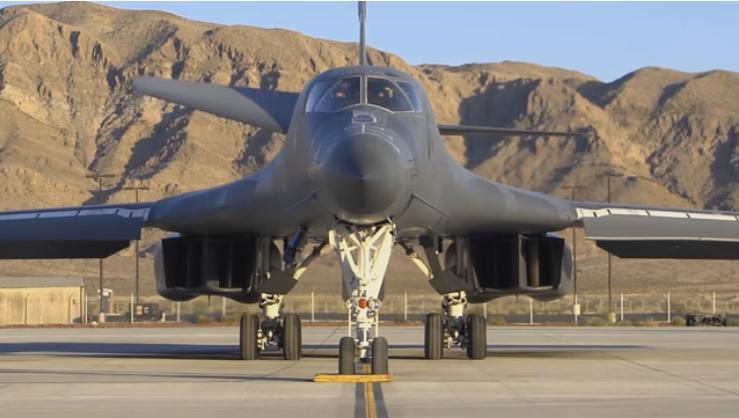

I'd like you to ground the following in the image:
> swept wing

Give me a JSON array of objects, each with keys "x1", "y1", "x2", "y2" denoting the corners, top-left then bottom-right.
[
  {"x1": 574, "y1": 202, "x2": 739, "y2": 259},
  {"x1": 0, "y1": 204, "x2": 151, "y2": 259},
  {"x1": 439, "y1": 124, "x2": 582, "y2": 137},
  {"x1": 132, "y1": 77, "x2": 298, "y2": 133}
]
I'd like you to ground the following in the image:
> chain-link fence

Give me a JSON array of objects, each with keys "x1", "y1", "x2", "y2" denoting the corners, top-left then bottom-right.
[{"x1": 91, "y1": 291, "x2": 739, "y2": 325}]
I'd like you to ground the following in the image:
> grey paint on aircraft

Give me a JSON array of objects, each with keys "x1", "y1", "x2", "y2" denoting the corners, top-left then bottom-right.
[
  {"x1": 0, "y1": 6, "x2": 738, "y2": 262},
  {"x1": 134, "y1": 66, "x2": 577, "y2": 241}
]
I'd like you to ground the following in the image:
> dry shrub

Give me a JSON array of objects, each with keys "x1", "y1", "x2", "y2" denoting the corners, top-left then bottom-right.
[
  {"x1": 582, "y1": 316, "x2": 609, "y2": 326},
  {"x1": 638, "y1": 318, "x2": 660, "y2": 327},
  {"x1": 671, "y1": 316, "x2": 686, "y2": 326}
]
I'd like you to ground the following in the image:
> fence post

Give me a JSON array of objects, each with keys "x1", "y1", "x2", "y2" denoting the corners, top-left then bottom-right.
[
  {"x1": 24, "y1": 294, "x2": 29, "y2": 325},
  {"x1": 79, "y1": 287, "x2": 84, "y2": 324},
  {"x1": 620, "y1": 293, "x2": 624, "y2": 323},
  {"x1": 403, "y1": 292, "x2": 408, "y2": 321},
  {"x1": 221, "y1": 296, "x2": 227, "y2": 319},
  {"x1": 67, "y1": 295, "x2": 73, "y2": 324},
  {"x1": 311, "y1": 291, "x2": 315, "y2": 322},
  {"x1": 667, "y1": 292, "x2": 671, "y2": 323},
  {"x1": 529, "y1": 298, "x2": 534, "y2": 325},
  {"x1": 712, "y1": 292, "x2": 716, "y2": 315},
  {"x1": 176, "y1": 302, "x2": 181, "y2": 323},
  {"x1": 483, "y1": 302, "x2": 487, "y2": 319}
]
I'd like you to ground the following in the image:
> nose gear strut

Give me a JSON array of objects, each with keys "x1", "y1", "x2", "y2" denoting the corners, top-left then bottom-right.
[{"x1": 329, "y1": 221, "x2": 395, "y2": 374}]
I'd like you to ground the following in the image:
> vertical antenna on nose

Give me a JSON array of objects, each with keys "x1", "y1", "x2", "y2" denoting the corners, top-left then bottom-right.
[{"x1": 358, "y1": 1, "x2": 367, "y2": 66}]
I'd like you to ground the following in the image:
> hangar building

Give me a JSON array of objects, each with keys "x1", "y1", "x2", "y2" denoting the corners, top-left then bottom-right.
[{"x1": 0, "y1": 277, "x2": 86, "y2": 325}]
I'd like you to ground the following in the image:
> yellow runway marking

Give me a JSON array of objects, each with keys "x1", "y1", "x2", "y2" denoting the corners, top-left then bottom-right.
[
  {"x1": 313, "y1": 364, "x2": 389, "y2": 417},
  {"x1": 312, "y1": 373, "x2": 392, "y2": 383},
  {"x1": 313, "y1": 362, "x2": 392, "y2": 383}
]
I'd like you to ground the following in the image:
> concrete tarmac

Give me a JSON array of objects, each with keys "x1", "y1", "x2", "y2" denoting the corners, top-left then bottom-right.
[{"x1": 1, "y1": 325, "x2": 738, "y2": 417}]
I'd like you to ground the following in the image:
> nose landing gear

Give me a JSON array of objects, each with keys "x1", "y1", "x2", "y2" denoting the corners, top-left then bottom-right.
[{"x1": 330, "y1": 221, "x2": 394, "y2": 375}]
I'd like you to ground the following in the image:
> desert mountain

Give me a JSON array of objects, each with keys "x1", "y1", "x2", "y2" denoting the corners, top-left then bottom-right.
[{"x1": 1, "y1": 2, "x2": 739, "y2": 298}]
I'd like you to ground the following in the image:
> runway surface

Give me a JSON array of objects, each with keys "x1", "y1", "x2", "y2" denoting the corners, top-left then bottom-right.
[{"x1": 1, "y1": 325, "x2": 738, "y2": 417}]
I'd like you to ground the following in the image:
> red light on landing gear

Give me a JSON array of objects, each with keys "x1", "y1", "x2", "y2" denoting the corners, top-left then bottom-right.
[{"x1": 358, "y1": 298, "x2": 368, "y2": 309}]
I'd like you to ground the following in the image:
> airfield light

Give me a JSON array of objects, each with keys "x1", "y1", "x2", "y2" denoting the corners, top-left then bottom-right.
[
  {"x1": 122, "y1": 182, "x2": 150, "y2": 305},
  {"x1": 605, "y1": 172, "x2": 624, "y2": 324},
  {"x1": 561, "y1": 185, "x2": 583, "y2": 325},
  {"x1": 86, "y1": 173, "x2": 117, "y2": 322}
]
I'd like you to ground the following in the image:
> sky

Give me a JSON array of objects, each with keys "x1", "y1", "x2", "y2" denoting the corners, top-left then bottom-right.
[{"x1": 2, "y1": 1, "x2": 739, "y2": 81}]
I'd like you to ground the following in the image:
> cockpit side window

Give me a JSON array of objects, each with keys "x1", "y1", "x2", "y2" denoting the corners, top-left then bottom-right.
[
  {"x1": 307, "y1": 77, "x2": 361, "y2": 112},
  {"x1": 367, "y1": 77, "x2": 414, "y2": 112},
  {"x1": 396, "y1": 81, "x2": 422, "y2": 111}
]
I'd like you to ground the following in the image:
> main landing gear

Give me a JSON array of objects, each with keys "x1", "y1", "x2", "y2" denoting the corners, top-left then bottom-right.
[
  {"x1": 399, "y1": 241, "x2": 488, "y2": 360},
  {"x1": 330, "y1": 222, "x2": 394, "y2": 375},
  {"x1": 239, "y1": 293, "x2": 302, "y2": 360},
  {"x1": 424, "y1": 291, "x2": 487, "y2": 360}
]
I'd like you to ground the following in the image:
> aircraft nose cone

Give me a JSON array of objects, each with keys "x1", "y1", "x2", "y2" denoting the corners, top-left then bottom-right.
[{"x1": 320, "y1": 133, "x2": 407, "y2": 221}]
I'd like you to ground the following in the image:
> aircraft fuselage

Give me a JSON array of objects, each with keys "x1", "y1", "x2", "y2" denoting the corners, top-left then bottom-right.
[{"x1": 148, "y1": 66, "x2": 576, "y2": 239}]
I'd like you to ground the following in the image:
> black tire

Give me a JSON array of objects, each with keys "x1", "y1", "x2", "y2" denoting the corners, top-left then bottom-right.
[
  {"x1": 424, "y1": 313, "x2": 443, "y2": 360},
  {"x1": 283, "y1": 314, "x2": 302, "y2": 360},
  {"x1": 466, "y1": 313, "x2": 486, "y2": 360},
  {"x1": 240, "y1": 313, "x2": 260, "y2": 360},
  {"x1": 371, "y1": 337, "x2": 389, "y2": 375},
  {"x1": 338, "y1": 336, "x2": 356, "y2": 375}
]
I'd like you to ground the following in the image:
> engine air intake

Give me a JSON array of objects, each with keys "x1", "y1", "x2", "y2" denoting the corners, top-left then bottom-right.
[{"x1": 445, "y1": 234, "x2": 572, "y2": 303}]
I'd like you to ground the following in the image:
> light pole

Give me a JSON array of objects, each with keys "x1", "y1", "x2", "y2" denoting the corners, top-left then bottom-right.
[
  {"x1": 122, "y1": 182, "x2": 149, "y2": 305},
  {"x1": 605, "y1": 171, "x2": 623, "y2": 324},
  {"x1": 562, "y1": 185, "x2": 583, "y2": 324},
  {"x1": 86, "y1": 173, "x2": 116, "y2": 322}
]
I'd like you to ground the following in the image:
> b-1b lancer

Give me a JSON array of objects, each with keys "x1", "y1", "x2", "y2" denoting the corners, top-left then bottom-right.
[{"x1": 4, "y1": 3, "x2": 739, "y2": 374}]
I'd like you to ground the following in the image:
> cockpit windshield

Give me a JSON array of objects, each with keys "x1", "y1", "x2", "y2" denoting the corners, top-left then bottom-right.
[
  {"x1": 307, "y1": 77, "x2": 361, "y2": 112},
  {"x1": 306, "y1": 75, "x2": 422, "y2": 113},
  {"x1": 367, "y1": 77, "x2": 414, "y2": 112}
]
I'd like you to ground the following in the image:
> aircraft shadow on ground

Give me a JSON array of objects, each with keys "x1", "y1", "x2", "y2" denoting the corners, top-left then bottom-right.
[
  {"x1": 0, "y1": 342, "x2": 343, "y2": 360},
  {"x1": 0, "y1": 367, "x2": 314, "y2": 383},
  {"x1": 0, "y1": 342, "x2": 648, "y2": 361},
  {"x1": 389, "y1": 343, "x2": 648, "y2": 360},
  {"x1": 0, "y1": 342, "x2": 238, "y2": 360}
]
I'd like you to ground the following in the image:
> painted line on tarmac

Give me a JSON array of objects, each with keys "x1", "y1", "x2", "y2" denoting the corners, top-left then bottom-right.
[
  {"x1": 373, "y1": 380, "x2": 389, "y2": 418},
  {"x1": 354, "y1": 383, "x2": 364, "y2": 418},
  {"x1": 355, "y1": 363, "x2": 387, "y2": 418},
  {"x1": 364, "y1": 377, "x2": 376, "y2": 418}
]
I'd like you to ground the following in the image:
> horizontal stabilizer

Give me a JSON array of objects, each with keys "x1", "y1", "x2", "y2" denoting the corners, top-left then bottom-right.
[
  {"x1": 577, "y1": 205, "x2": 739, "y2": 259},
  {"x1": 133, "y1": 77, "x2": 298, "y2": 133},
  {"x1": 0, "y1": 205, "x2": 149, "y2": 259},
  {"x1": 439, "y1": 124, "x2": 582, "y2": 137}
]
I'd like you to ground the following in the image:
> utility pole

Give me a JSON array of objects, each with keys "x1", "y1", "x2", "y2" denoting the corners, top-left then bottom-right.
[
  {"x1": 86, "y1": 173, "x2": 116, "y2": 323},
  {"x1": 561, "y1": 185, "x2": 583, "y2": 324},
  {"x1": 605, "y1": 172, "x2": 623, "y2": 324},
  {"x1": 122, "y1": 182, "x2": 149, "y2": 304}
]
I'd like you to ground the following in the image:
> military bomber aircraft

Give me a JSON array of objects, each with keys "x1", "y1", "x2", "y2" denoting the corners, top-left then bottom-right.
[{"x1": 3, "y1": 3, "x2": 739, "y2": 374}]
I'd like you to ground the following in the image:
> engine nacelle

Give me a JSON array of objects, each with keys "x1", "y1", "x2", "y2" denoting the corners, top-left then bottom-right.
[
  {"x1": 154, "y1": 234, "x2": 281, "y2": 303},
  {"x1": 444, "y1": 234, "x2": 572, "y2": 303}
]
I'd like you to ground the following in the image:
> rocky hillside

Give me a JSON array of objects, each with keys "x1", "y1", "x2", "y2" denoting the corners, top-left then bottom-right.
[{"x1": 1, "y1": 2, "x2": 738, "y2": 297}]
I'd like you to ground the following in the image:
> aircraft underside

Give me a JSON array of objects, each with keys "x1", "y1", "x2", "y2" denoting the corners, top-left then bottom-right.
[{"x1": 153, "y1": 216, "x2": 573, "y2": 373}]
